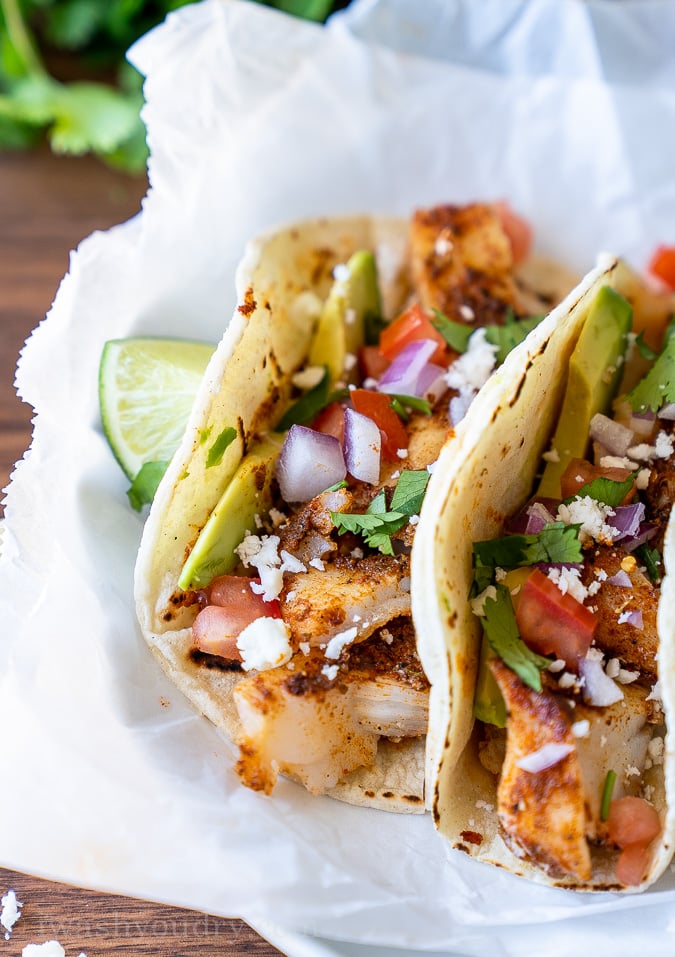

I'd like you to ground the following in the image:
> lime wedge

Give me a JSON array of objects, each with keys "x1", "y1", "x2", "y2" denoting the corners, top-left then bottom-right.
[{"x1": 99, "y1": 337, "x2": 215, "y2": 480}]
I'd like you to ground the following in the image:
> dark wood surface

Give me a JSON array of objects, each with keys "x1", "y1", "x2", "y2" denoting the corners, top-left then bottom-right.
[{"x1": 0, "y1": 148, "x2": 284, "y2": 955}]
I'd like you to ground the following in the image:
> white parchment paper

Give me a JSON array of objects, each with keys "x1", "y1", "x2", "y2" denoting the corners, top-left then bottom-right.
[{"x1": 3, "y1": 0, "x2": 675, "y2": 952}]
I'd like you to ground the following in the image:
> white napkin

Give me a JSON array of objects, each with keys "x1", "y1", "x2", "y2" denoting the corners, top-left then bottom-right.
[{"x1": 3, "y1": 0, "x2": 675, "y2": 952}]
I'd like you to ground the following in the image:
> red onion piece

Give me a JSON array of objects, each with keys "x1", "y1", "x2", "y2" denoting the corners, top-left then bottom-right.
[
  {"x1": 516, "y1": 742, "x2": 574, "y2": 773},
  {"x1": 658, "y1": 403, "x2": 675, "y2": 421},
  {"x1": 608, "y1": 503, "x2": 646, "y2": 542},
  {"x1": 276, "y1": 424, "x2": 346, "y2": 503},
  {"x1": 377, "y1": 339, "x2": 438, "y2": 397},
  {"x1": 607, "y1": 569, "x2": 632, "y2": 587},
  {"x1": 506, "y1": 497, "x2": 559, "y2": 533},
  {"x1": 417, "y1": 362, "x2": 448, "y2": 403},
  {"x1": 621, "y1": 608, "x2": 644, "y2": 630},
  {"x1": 589, "y1": 413, "x2": 635, "y2": 457},
  {"x1": 579, "y1": 651, "x2": 624, "y2": 706},
  {"x1": 343, "y1": 408, "x2": 381, "y2": 484}
]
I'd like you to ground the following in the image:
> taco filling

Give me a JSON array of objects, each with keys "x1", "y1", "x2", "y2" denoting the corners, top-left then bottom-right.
[
  {"x1": 414, "y1": 258, "x2": 675, "y2": 887},
  {"x1": 136, "y1": 202, "x2": 575, "y2": 807}
]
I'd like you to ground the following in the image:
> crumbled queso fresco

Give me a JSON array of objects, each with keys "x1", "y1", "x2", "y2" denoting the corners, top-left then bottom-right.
[
  {"x1": 236, "y1": 617, "x2": 293, "y2": 671},
  {"x1": 1, "y1": 889, "x2": 21, "y2": 939}
]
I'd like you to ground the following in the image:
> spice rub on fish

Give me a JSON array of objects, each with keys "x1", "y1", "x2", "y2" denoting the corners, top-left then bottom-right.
[{"x1": 165, "y1": 202, "x2": 573, "y2": 804}]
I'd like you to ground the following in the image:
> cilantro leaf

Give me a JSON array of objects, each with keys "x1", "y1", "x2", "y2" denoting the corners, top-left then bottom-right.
[
  {"x1": 387, "y1": 394, "x2": 432, "y2": 417},
  {"x1": 390, "y1": 469, "x2": 430, "y2": 516},
  {"x1": 274, "y1": 367, "x2": 348, "y2": 432},
  {"x1": 484, "y1": 313, "x2": 544, "y2": 364},
  {"x1": 127, "y1": 460, "x2": 168, "y2": 512},
  {"x1": 205, "y1": 427, "x2": 237, "y2": 468},
  {"x1": 473, "y1": 522, "x2": 583, "y2": 570},
  {"x1": 330, "y1": 470, "x2": 429, "y2": 554},
  {"x1": 568, "y1": 474, "x2": 635, "y2": 508},
  {"x1": 635, "y1": 543, "x2": 663, "y2": 585},
  {"x1": 431, "y1": 310, "x2": 474, "y2": 353},
  {"x1": 481, "y1": 585, "x2": 550, "y2": 692},
  {"x1": 628, "y1": 333, "x2": 675, "y2": 413},
  {"x1": 634, "y1": 332, "x2": 659, "y2": 362}
]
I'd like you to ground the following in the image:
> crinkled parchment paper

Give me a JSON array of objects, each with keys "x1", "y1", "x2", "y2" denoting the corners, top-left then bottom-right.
[{"x1": 3, "y1": 0, "x2": 675, "y2": 952}]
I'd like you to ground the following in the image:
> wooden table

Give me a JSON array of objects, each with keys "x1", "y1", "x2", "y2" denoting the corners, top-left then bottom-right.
[{"x1": 0, "y1": 147, "x2": 283, "y2": 956}]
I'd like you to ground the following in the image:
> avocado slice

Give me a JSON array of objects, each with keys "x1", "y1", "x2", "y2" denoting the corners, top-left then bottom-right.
[
  {"x1": 309, "y1": 250, "x2": 382, "y2": 384},
  {"x1": 177, "y1": 433, "x2": 284, "y2": 590},
  {"x1": 537, "y1": 285, "x2": 633, "y2": 498}
]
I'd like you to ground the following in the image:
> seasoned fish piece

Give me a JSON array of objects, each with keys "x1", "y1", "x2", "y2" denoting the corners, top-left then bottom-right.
[
  {"x1": 490, "y1": 659, "x2": 591, "y2": 882},
  {"x1": 280, "y1": 552, "x2": 411, "y2": 647},
  {"x1": 409, "y1": 203, "x2": 520, "y2": 324},
  {"x1": 581, "y1": 546, "x2": 659, "y2": 680},
  {"x1": 234, "y1": 622, "x2": 428, "y2": 794},
  {"x1": 276, "y1": 485, "x2": 354, "y2": 562}
]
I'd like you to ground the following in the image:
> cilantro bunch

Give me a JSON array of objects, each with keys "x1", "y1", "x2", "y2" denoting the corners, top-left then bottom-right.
[{"x1": 0, "y1": 0, "x2": 341, "y2": 172}]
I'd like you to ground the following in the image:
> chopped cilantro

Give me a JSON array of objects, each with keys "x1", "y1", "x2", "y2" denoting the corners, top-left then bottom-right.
[
  {"x1": 127, "y1": 460, "x2": 168, "y2": 512},
  {"x1": 330, "y1": 469, "x2": 429, "y2": 555},
  {"x1": 628, "y1": 332, "x2": 675, "y2": 413},
  {"x1": 567, "y1": 474, "x2": 635, "y2": 508},
  {"x1": 484, "y1": 312, "x2": 544, "y2": 364},
  {"x1": 205, "y1": 427, "x2": 237, "y2": 468},
  {"x1": 324, "y1": 479, "x2": 349, "y2": 493},
  {"x1": 480, "y1": 585, "x2": 550, "y2": 692},
  {"x1": 473, "y1": 522, "x2": 583, "y2": 571},
  {"x1": 431, "y1": 310, "x2": 474, "y2": 353},
  {"x1": 636, "y1": 543, "x2": 663, "y2": 585},
  {"x1": 388, "y1": 394, "x2": 432, "y2": 417},
  {"x1": 600, "y1": 769, "x2": 617, "y2": 822},
  {"x1": 634, "y1": 332, "x2": 659, "y2": 362},
  {"x1": 431, "y1": 307, "x2": 544, "y2": 363},
  {"x1": 274, "y1": 367, "x2": 348, "y2": 432}
]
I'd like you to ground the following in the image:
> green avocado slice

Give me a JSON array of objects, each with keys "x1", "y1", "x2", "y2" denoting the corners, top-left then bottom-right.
[
  {"x1": 537, "y1": 285, "x2": 633, "y2": 498},
  {"x1": 177, "y1": 433, "x2": 284, "y2": 590},
  {"x1": 308, "y1": 250, "x2": 382, "y2": 384}
]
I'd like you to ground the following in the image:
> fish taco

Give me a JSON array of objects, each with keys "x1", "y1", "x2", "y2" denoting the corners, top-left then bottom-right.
[
  {"x1": 412, "y1": 255, "x2": 675, "y2": 884},
  {"x1": 134, "y1": 203, "x2": 574, "y2": 810}
]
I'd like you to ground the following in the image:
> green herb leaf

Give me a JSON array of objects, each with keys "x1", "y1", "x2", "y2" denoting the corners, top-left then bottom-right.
[
  {"x1": 431, "y1": 310, "x2": 474, "y2": 353},
  {"x1": 473, "y1": 522, "x2": 583, "y2": 571},
  {"x1": 274, "y1": 367, "x2": 348, "y2": 432},
  {"x1": 636, "y1": 543, "x2": 663, "y2": 585},
  {"x1": 568, "y1": 474, "x2": 636, "y2": 508},
  {"x1": 628, "y1": 333, "x2": 675, "y2": 413},
  {"x1": 390, "y1": 469, "x2": 430, "y2": 516},
  {"x1": 388, "y1": 394, "x2": 433, "y2": 416},
  {"x1": 389, "y1": 397, "x2": 410, "y2": 422},
  {"x1": 484, "y1": 313, "x2": 544, "y2": 364},
  {"x1": 600, "y1": 769, "x2": 617, "y2": 822},
  {"x1": 127, "y1": 460, "x2": 168, "y2": 512},
  {"x1": 330, "y1": 470, "x2": 429, "y2": 554},
  {"x1": 481, "y1": 585, "x2": 550, "y2": 692},
  {"x1": 205, "y1": 427, "x2": 237, "y2": 468},
  {"x1": 634, "y1": 332, "x2": 659, "y2": 362}
]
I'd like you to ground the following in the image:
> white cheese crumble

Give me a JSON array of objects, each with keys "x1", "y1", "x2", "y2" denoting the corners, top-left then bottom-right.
[
  {"x1": 1, "y1": 890, "x2": 22, "y2": 939},
  {"x1": 396, "y1": 448, "x2": 408, "y2": 459},
  {"x1": 616, "y1": 668, "x2": 640, "y2": 684},
  {"x1": 434, "y1": 235, "x2": 454, "y2": 256},
  {"x1": 279, "y1": 550, "x2": 306, "y2": 574},
  {"x1": 571, "y1": 719, "x2": 591, "y2": 738},
  {"x1": 655, "y1": 430, "x2": 675, "y2": 458},
  {"x1": 556, "y1": 496, "x2": 616, "y2": 544},
  {"x1": 470, "y1": 585, "x2": 497, "y2": 617},
  {"x1": 333, "y1": 263, "x2": 350, "y2": 281},
  {"x1": 380, "y1": 628, "x2": 394, "y2": 644},
  {"x1": 325, "y1": 627, "x2": 358, "y2": 660},
  {"x1": 445, "y1": 328, "x2": 498, "y2": 392},
  {"x1": 236, "y1": 618, "x2": 293, "y2": 671},
  {"x1": 236, "y1": 533, "x2": 284, "y2": 601},
  {"x1": 542, "y1": 447, "x2": 560, "y2": 463},
  {"x1": 547, "y1": 566, "x2": 588, "y2": 604},
  {"x1": 321, "y1": 663, "x2": 339, "y2": 681},
  {"x1": 548, "y1": 658, "x2": 566, "y2": 673},
  {"x1": 605, "y1": 657, "x2": 621, "y2": 678},
  {"x1": 299, "y1": 641, "x2": 311, "y2": 655},
  {"x1": 594, "y1": 567, "x2": 608, "y2": 581},
  {"x1": 308, "y1": 557, "x2": 325, "y2": 571},
  {"x1": 459, "y1": 304, "x2": 475, "y2": 321},
  {"x1": 268, "y1": 507, "x2": 287, "y2": 528},
  {"x1": 558, "y1": 672, "x2": 582, "y2": 690},
  {"x1": 351, "y1": 547, "x2": 364, "y2": 559},
  {"x1": 22, "y1": 945, "x2": 67, "y2": 957}
]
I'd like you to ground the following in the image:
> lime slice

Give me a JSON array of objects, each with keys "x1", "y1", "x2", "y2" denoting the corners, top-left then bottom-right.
[{"x1": 99, "y1": 337, "x2": 215, "y2": 480}]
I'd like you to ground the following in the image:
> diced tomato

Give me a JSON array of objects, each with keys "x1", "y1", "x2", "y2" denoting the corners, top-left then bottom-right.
[
  {"x1": 515, "y1": 568, "x2": 596, "y2": 670},
  {"x1": 607, "y1": 796, "x2": 661, "y2": 887},
  {"x1": 560, "y1": 458, "x2": 635, "y2": 504},
  {"x1": 648, "y1": 245, "x2": 675, "y2": 291},
  {"x1": 193, "y1": 575, "x2": 281, "y2": 659},
  {"x1": 615, "y1": 843, "x2": 651, "y2": 887},
  {"x1": 492, "y1": 200, "x2": 532, "y2": 265},
  {"x1": 350, "y1": 389, "x2": 409, "y2": 461},
  {"x1": 378, "y1": 304, "x2": 449, "y2": 365},
  {"x1": 607, "y1": 796, "x2": 661, "y2": 848},
  {"x1": 312, "y1": 401, "x2": 346, "y2": 442},
  {"x1": 358, "y1": 344, "x2": 390, "y2": 381}
]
